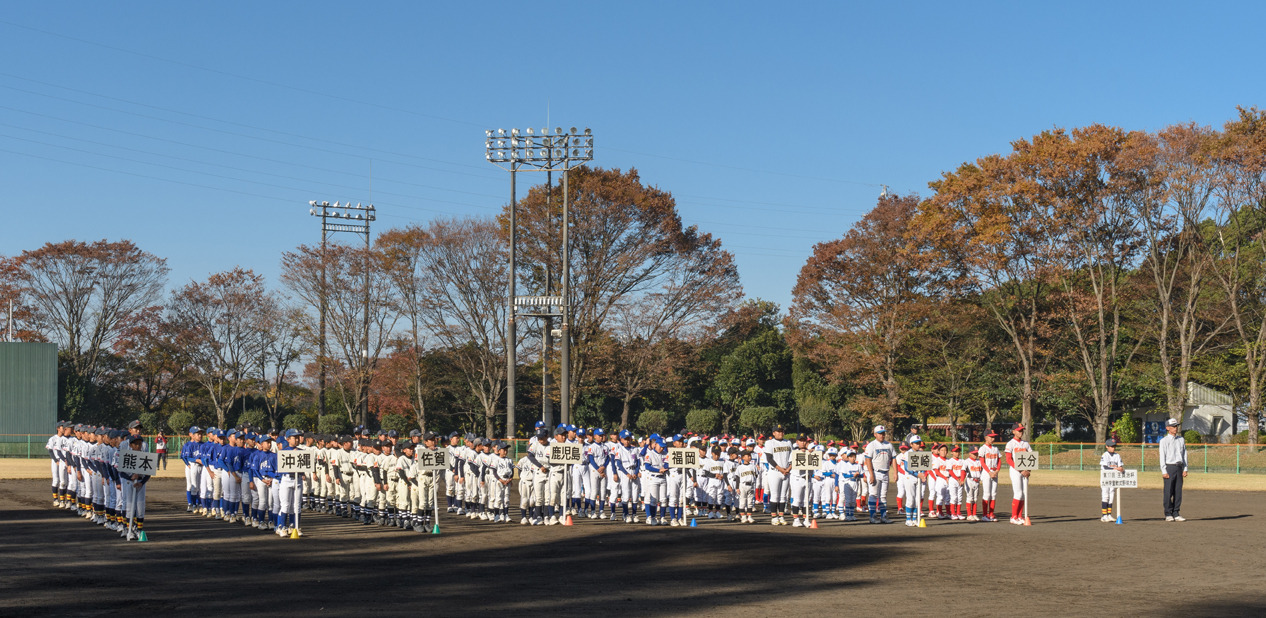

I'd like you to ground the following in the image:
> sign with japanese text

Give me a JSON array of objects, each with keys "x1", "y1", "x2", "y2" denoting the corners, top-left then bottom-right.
[
  {"x1": 667, "y1": 447, "x2": 700, "y2": 469},
  {"x1": 549, "y1": 443, "x2": 583, "y2": 465}
]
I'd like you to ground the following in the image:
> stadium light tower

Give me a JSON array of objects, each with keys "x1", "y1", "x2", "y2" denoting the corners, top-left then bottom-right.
[
  {"x1": 308, "y1": 200, "x2": 376, "y2": 428},
  {"x1": 485, "y1": 127, "x2": 594, "y2": 438}
]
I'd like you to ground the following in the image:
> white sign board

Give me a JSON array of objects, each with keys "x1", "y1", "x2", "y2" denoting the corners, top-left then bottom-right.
[
  {"x1": 277, "y1": 448, "x2": 317, "y2": 474},
  {"x1": 1011, "y1": 450, "x2": 1039, "y2": 472},
  {"x1": 116, "y1": 449, "x2": 159, "y2": 477},
  {"x1": 1100, "y1": 469, "x2": 1138, "y2": 488},
  {"x1": 667, "y1": 447, "x2": 701, "y2": 469},
  {"x1": 792, "y1": 450, "x2": 823, "y2": 471},
  {"x1": 907, "y1": 451, "x2": 935, "y2": 473},
  {"x1": 416, "y1": 449, "x2": 449, "y2": 471},
  {"x1": 549, "y1": 443, "x2": 584, "y2": 465}
]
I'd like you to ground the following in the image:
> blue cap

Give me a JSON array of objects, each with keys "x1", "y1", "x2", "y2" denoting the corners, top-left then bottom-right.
[
  {"x1": 594, "y1": 428, "x2": 605, "y2": 436},
  {"x1": 649, "y1": 433, "x2": 661, "y2": 442},
  {"x1": 672, "y1": 434, "x2": 683, "y2": 442},
  {"x1": 566, "y1": 424, "x2": 577, "y2": 432},
  {"x1": 189, "y1": 426, "x2": 201, "y2": 433},
  {"x1": 618, "y1": 429, "x2": 631, "y2": 439},
  {"x1": 652, "y1": 438, "x2": 665, "y2": 448},
  {"x1": 576, "y1": 427, "x2": 587, "y2": 436},
  {"x1": 284, "y1": 428, "x2": 299, "y2": 438},
  {"x1": 535, "y1": 420, "x2": 546, "y2": 428}
]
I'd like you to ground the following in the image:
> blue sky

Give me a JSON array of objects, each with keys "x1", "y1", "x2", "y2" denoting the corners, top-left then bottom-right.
[{"x1": 2, "y1": 2, "x2": 1263, "y2": 313}]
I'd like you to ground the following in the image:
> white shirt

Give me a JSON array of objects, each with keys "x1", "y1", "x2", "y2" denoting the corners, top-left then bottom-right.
[{"x1": 1158, "y1": 433, "x2": 1188, "y2": 472}]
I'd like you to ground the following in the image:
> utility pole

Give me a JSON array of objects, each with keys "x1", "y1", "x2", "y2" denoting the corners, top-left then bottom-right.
[
  {"x1": 308, "y1": 200, "x2": 376, "y2": 427},
  {"x1": 485, "y1": 127, "x2": 593, "y2": 437}
]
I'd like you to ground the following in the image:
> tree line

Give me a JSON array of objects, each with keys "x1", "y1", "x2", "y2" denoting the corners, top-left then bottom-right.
[{"x1": 4, "y1": 109, "x2": 1264, "y2": 444}]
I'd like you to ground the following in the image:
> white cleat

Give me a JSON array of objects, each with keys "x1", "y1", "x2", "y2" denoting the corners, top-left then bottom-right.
[
  {"x1": 624, "y1": 516, "x2": 632, "y2": 524},
  {"x1": 791, "y1": 518, "x2": 803, "y2": 527}
]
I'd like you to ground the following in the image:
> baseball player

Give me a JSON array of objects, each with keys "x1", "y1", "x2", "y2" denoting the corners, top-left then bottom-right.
[
  {"x1": 762, "y1": 425, "x2": 792, "y2": 525},
  {"x1": 585, "y1": 429, "x2": 609, "y2": 518},
  {"x1": 733, "y1": 449, "x2": 758, "y2": 523},
  {"x1": 964, "y1": 447, "x2": 982, "y2": 521},
  {"x1": 1100, "y1": 439, "x2": 1124, "y2": 521},
  {"x1": 640, "y1": 436, "x2": 668, "y2": 525},
  {"x1": 1004, "y1": 424, "x2": 1032, "y2": 525},
  {"x1": 613, "y1": 430, "x2": 639, "y2": 523},
  {"x1": 546, "y1": 426, "x2": 570, "y2": 525},
  {"x1": 977, "y1": 431, "x2": 1001, "y2": 522},
  {"x1": 863, "y1": 425, "x2": 895, "y2": 523},
  {"x1": 788, "y1": 434, "x2": 812, "y2": 527},
  {"x1": 946, "y1": 445, "x2": 967, "y2": 520}
]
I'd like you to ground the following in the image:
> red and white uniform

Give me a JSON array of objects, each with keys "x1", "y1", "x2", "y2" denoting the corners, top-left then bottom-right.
[
  {"x1": 978, "y1": 443, "x2": 1001, "y2": 503},
  {"x1": 947, "y1": 455, "x2": 966, "y2": 513},
  {"x1": 1004, "y1": 437, "x2": 1031, "y2": 500},
  {"x1": 964, "y1": 456, "x2": 983, "y2": 517}
]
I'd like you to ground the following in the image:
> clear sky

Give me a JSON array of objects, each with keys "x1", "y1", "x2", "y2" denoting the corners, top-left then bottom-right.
[{"x1": 3, "y1": 2, "x2": 1263, "y2": 313}]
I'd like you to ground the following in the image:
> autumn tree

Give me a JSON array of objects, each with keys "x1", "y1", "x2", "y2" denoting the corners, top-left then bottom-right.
[
  {"x1": 508, "y1": 166, "x2": 733, "y2": 415},
  {"x1": 168, "y1": 268, "x2": 273, "y2": 428},
  {"x1": 1031, "y1": 125, "x2": 1149, "y2": 443},
  {"x1": 922, "y1": 148, "x2": 1066, "y2": 441},
  {"x1": 1208, "y1": 107, "x2": 1266, "y2": 444},
  {"x1": 404, "y1": 217, "x2": 513, "y2": 438},
  {"x1": 12, "y1": 239, "x2": 168, "y2": 418},
  {"x1": 281, "y1": 242, "x2": 399, "y2": 427},
  {"x1": 595, "y1": 232, "x2": 741, "y2": 430},
  {"x1": 789, "y1": 194, "x2": 938, "y2": 428},
  {"x1": 1135, "y1": 123, "x2": 1227, "y2": 421},
  {"x1": 111, "y1": 306, "x2": 185, "y2": 416}
]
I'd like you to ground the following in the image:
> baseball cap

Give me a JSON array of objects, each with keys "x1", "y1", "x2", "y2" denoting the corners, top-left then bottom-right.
[
  {"x1": 619, "y1": 429, "x2": 632, "y2": 439},
  {"x1": 576, "y1": 428, "x2": 587, "y2": 437},
  {"x1": 826, "y1": 447, "x2": 839, "y2": 455},
  {"x1": 189, "y1": 426, "x2": 201, "y2": 433},
  {"x1": 874, "y1": 425, "x2": 887, "y2": 434},
  {"x1": 387, "y1": 430, "x2": 399, "y2": 438},
  {"x1": 1105, "y1": 438, "x2": 1117, "y2": 447},
  {"x1": 127, "y1": 420, "x2": 142, "y2": 429},
  {"x1": 985, "y1": 431, "x2": 998, "y2": 438},
  {"x1": 536, "y1": 429, "x2": 549, "y2": 440},
  {"x1": 898, "y1": 442, "x2": 909, "y2": 451},
  {"x1": 1166, "y1": 418, "x2": 1180, "y2": 427},
  {"x1": 910, "y1": 436, "x2": 923, "y2": 444},
  {"x1": 771, "y1": 424, "x2": 786, "y2": 432},
  {"x1": 969, "y1": 448, "x2": 979, "y2": 455},
  {"x1": 555, "y1": 425, "x2": 568, "y2": 435},
  {"x1": 1012, "y1": 424, "x2": 1025, "y2": 432},
  {"x1": 745, "y1": 438, "x2": 756, "y2": 446}
]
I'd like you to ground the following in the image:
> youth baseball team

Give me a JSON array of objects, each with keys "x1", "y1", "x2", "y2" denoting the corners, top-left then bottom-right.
[{"x1": 42, "y1": 417, "x2": 1192, "y2": 540}]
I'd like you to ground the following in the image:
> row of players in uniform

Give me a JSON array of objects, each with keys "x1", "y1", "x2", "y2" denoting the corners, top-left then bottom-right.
[
  {"x1": 44, "y1": 422, "x2": 151, "y2": 540},
  {"x1": 50, "y1": 419, "x2": 1126, "y2": 538}
]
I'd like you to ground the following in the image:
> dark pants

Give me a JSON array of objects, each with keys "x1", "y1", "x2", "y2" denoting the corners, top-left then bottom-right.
[
  {"x1": 157, "y1": 452, "x2": 168, "y2": 470},
  {"x1": 1162, "y1": 464, "x2": 1183, "y2": 517}
]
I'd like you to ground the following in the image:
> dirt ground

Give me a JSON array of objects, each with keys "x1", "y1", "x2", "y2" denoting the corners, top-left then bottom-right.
[{"x1": 1, "y1": 477, "x2": 1263, "y2": 617}]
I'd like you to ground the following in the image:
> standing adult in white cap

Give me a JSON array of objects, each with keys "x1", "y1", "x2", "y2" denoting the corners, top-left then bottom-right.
[
  {"x1": 1158, "y1": 418, "x2": 1188, "y2": 521},
  {"x1": 863, "y1": 425, "x2": 895, "y2": 523}
]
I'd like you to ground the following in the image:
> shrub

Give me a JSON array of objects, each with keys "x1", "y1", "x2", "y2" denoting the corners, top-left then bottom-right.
[
  {"x1": 685, "y1": 408, "x2": 721, "y2": 435},
  {"x1": 138, "y1": 411, "x2": 161, "y2": 434},
  {"x1": 739, "y1": 406, "x2": 778, "y2": 434},
  {"x1": 167, "y1": 410, "x2": 195, "y2": 434},
  {"x1": 636, "y1": 409, "x2": 669, "y2": 436},
  {"x1": 381, "y1": 414, "x2": 416, "y2": 435},
  {"x1": 1182, "y1": 429, "x2": 1202, "y2": 444},
  {"x1": 318, "y1": 414, "x2": 351, "y2": 436},
  {"x1": 1111, "y1": 415, "x2": 1142, "y2": 444},
  {"x1": 282, "y1": 413, "x2": 312, "y2": 432},
  {"x1": 798, "y1": 396, "x2": 836, "y2": 440},
  {"x1": 237, "y1": 409, "x2": 269, "y2": 431}
]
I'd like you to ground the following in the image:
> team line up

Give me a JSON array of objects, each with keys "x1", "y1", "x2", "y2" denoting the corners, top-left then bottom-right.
[{"x1": 44, "y1": 420, "x2": 1123, "y2": 538}]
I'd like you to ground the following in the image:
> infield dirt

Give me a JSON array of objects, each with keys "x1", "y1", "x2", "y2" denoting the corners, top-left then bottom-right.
[{"x1": 1, "y1": 477, "x2": 1262, "y2": 617}]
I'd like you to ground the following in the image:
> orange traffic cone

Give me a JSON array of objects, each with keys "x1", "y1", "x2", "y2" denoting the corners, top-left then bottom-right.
[
  {"x1": 563, "y1": 514, "x2": 574, "y2": 526},
  {"x1": 808, "y1": 518, "x2": 819, "y2": 529},
  {"x1": 1022, "y1": 515, "x2": 1031, "y2": 526}
]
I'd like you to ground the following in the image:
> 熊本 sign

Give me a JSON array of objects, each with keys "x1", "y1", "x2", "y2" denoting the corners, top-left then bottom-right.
[{"x1": 116, "y1": 449, "x2": 159, "y2": 477}]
